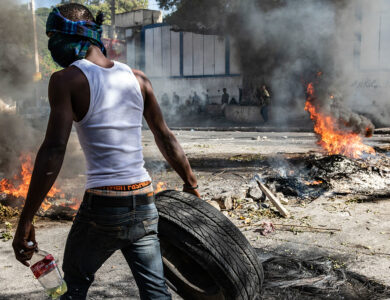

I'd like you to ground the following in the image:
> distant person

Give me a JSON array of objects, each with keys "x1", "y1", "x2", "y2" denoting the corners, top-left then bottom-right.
[
  {"x1": 203, "y1": 89, "x2": 210, "y2": 105},
  {"x1": 221, "y1": 88, "x2": 229, "y2": 105},
  {"x1": 191, "y1": 92, "x2": 201, "y2": 113},
  {"x1": 161, "y1": 92, "x2": 170, "y2": 107},
  {"x1": 260, "y1": 85, "x2": 271, "y2": 123},
  {"x1": 185, "y1": 94, "x2": 192, "y2": 106},
  {"x1": 192, "y1": 91, "x2": 201, "y2": 105},
  {"x1": 238, "y1": 87, "x2": 243, "y2": 104},
  {"x1": 172, "y1": 92, "x2": 180, "y2": 105},
  {"x1": 230, "y1": 97, "x2": 238, "y2": 105}
]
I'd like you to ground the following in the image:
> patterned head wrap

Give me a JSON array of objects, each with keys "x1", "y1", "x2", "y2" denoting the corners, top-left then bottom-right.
[{"x1": 46, "y1": 7, "x2": 106, "y2": 68}]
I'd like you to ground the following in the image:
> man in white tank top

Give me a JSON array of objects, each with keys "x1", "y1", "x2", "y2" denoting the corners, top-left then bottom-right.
[{"x1": 12, "y1": 4, "x2": 199, "y2": 299}]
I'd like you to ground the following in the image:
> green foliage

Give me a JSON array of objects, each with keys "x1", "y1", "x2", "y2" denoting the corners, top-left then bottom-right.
[
  {"x1": 35, "y1": 7, "x2": 62, "y2": 79},
  {"x1": 1, "y1": 222, "x2": 13, "y2": 241},
  {"x1": 2, "y1": 1, "x2": 149, "y2": 82},
  {"x1": 155, "y1": 0, "x2": 287, "y2": 33},
  {"x1": 35, "y1": 0, "x2": 148, "y2": 77},
  {"x1": 155, "y1": 0, "x2": 180, "y2": 11},
  {"x1": 59, "y1": 0, "x2": 149, "y2": 24},
  {"x1": 154, "y1": 0, "x2": 229, "y2": 33}
]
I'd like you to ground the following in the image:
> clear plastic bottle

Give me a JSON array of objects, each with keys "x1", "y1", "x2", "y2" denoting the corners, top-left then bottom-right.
[{"x1": 28, "y1": 242, "x2": 67, "y2": 299}]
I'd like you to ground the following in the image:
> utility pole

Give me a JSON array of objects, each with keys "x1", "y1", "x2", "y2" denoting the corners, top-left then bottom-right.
[
  {"x1": 31, "y1": 0, "x2": 41, "y2": 82},
  {"x1": 111, "y1": 0, "x2": 116, "y2": 38}
]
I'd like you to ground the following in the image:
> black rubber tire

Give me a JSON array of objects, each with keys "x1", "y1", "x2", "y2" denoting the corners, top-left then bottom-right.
[{"x1": 155, "y1": 190, "x2": 264, "y2": 300}]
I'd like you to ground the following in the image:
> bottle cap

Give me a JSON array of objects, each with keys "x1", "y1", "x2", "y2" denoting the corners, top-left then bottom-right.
[{"x1": 27, "y1": 241, "x2": 34, "y2": 247}]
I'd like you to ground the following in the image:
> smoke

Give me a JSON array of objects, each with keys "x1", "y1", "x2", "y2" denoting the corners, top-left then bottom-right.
[
  {"x1": 159, "y1": 0, "x2": 380, "y2": 131},
  {"x1": 341, "y1": 0, "x2": 390, "y2": 128},
  {"x1": 0, "y1": 0, "x2": 34, "y2": 99},
  {"x1": 0, "y1": 1, "x2": 38, "y2": 177},
  {"x1": 0, "y1": 112, "x2": 40, "y2": 177},
  {"x1": 0, "y1": 1, "x2": 86, "y2": 182},
  {"x1": 222, "y1": 0, "x2": 375, "y2": 132}
]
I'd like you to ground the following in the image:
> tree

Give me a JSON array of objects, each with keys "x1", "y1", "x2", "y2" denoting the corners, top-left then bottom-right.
[
  {"x1": 59, "y1": 0, "x2": 149, "y2": 24},
  {"x1": 155, "y1": 0, "x2": 289, "y2": 34},
  {"x1": 35, "y1": 7, "x2": 62, "y2": 79}
]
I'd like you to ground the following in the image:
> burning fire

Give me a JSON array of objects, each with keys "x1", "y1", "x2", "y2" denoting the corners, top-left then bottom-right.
[
  {"x1": 0, "y1": 153, "x2": 60, "y2": 199},
  {"x1": 154, "y1": 182, "x2": 167, "y2": 194},
  {"x1": 303, "y1": 180, "x2": 323, "y2": 186},
  {"x1": 0, "y1": 153, "x2": 79, "y2": 212},
  {"x1": 305, "y1": 82, "x2": 375, "y2": 159},
  {"x1": 65, "y1": 198, "x2": 81, "y2": 211}
]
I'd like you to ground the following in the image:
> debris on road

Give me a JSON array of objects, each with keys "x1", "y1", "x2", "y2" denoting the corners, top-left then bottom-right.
[
  {"x1": 258, "y1": 221, "x2": 275, "y2": 236},
  {"x1": 206, "y1": 200, "x2": 221, "y2": 211},
  {"x1": 254, "y1": 174, "x2": 290, "y2": 218}
]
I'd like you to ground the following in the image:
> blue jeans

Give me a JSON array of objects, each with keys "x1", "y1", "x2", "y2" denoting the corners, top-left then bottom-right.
[
  {"x1": 261, "y1": 105, "x2": 269, "y2": 123},
  {"x1": 61, "y1": 192, "x2": 172, "y2": 300}
]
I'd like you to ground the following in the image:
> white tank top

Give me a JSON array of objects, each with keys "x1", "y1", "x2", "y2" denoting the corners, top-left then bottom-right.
[{"x1": 71, "y1": 59, "x2": 151, "y2": 190}]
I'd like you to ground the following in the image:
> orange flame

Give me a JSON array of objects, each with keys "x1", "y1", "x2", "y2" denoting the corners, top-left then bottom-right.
[
  {"x1": 305, "y1": 82, "x2": 375, "y2": 159},
  {"x1": 0, "y1": 153, "x2": 61, "y2": 211},
  {"x1": 59, "y1": 197, "x2": 81, "y2": 211},
  {"x1": 303, "y1": 180, "x2": 323, "y2": 186},
  {"x1": 41, "y1": 199, "x2": 53, "y2": 211},
  {"x1": 154, "y1": 182, "x2": 167, "y2": 194}
]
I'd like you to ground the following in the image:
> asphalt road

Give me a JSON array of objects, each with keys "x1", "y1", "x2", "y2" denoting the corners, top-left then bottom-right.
[{"x1": 1, "y1": 130, "x2": 389, "y2": 299}]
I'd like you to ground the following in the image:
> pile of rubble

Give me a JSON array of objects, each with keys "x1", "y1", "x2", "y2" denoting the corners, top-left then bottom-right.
[{"x1": 205, "y1": 176, "x2": 288, "y2": 215}]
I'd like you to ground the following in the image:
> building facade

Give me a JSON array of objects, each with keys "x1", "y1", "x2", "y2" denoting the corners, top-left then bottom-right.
[{"x1": 116, "y1": 10, "x2": 242, "y2": 104}]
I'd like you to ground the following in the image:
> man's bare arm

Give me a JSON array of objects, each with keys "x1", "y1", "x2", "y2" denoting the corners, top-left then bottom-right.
[
  {"x1": 134, "y1": 70, "x2": 199, "y2": 195},
  {"x1": 13, "y1": 71, "x2": 74, "y2": 266}
]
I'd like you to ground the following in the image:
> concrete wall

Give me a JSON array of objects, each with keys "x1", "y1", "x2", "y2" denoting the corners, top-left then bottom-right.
[
  {"x1": 143, "y1": 25, "x2": 240, "y2": 77},
  {"x1": 150, "y1": 76, "x2": 242, "y2": 105},
  {"x1": 134, "y1": 24, "x2": 243, "y2": 106},
  {"x1": 115, "y1": 10, "x2": 162, "y2": 28},
  {"x1": 224, "y1": 105, "x2": 263, "y2": 123},
  {"x1": 341, "y1": 0, "x2": 390, "y2": 126}
]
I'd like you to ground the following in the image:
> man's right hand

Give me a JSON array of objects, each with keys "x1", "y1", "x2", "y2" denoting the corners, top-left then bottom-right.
[
  {"x1": 12, "y1": 220, "x2": 37, "y2": 267},
  {"x1": 183, "y1": 186, "x2": 200, "y2": 198}
]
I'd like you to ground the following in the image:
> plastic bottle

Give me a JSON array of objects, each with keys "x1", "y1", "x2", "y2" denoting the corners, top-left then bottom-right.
[{"x1": 28, "y1": 242, "x2": 67, "y2": 299}]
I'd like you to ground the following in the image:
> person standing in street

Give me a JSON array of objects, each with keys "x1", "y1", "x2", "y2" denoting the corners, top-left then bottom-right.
[
  {"x1": 260, "y1": 84, "x2": 271, "y2": 123},
  {"x1": 12, "y1": 4, "x2": 200, "y2": 299},
  {"x1": 221, "y1": 88, "x2": 230, "y2": 105}
]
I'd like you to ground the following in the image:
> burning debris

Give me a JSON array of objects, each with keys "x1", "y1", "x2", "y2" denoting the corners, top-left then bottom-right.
[
  {"x1": 199, "y1": 148, "x2": 390, "y2": 227},
  {"x1": 305, "y1": 75, "x2": 375, "y2": 159},
  {"x1": 154, "y1": 181, "x2": 168, "y2": 194},
  {"x1": 266, "y1": 176, "x2": 329, "y2": 200},
  {"x1": 0, "y1": 153, "x2": 60, "y2": 199},
  {"x1": 262, "y1": 153, "x2": 390, "y2": 202},
  {"x1": 0, "y1": 158, "x2": 171, "y2": 220},
  {"x1": 0, "y1": 153, "x2": 81, "y2": 219}
]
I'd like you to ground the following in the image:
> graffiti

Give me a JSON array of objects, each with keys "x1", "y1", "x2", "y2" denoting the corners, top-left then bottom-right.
[{"x1": 350, "y1": 79, "x2": 380, "y2": 89}]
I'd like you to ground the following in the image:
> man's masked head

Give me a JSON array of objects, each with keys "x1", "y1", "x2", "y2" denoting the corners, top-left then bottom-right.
[{"x1": 46, "y1": 4, "x2": 106, "y2": 68}]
